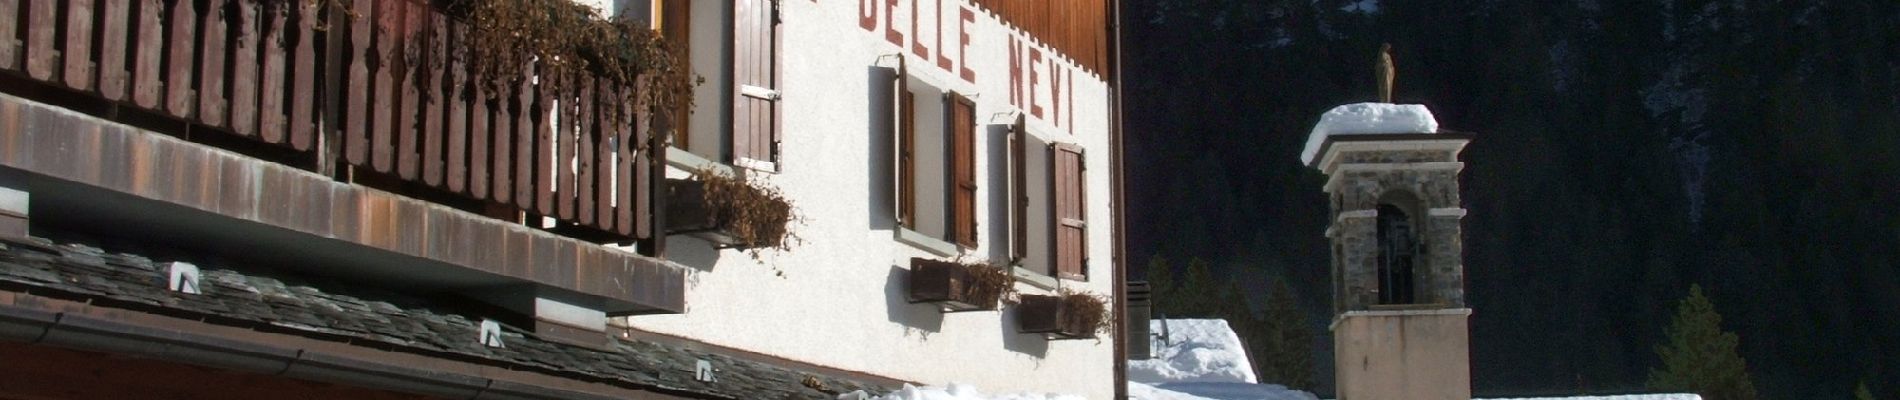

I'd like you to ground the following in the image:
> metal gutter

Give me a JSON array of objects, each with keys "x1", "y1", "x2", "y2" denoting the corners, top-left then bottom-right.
[
  {"x1": 1108, "y1": 0, "x2": 1130, "y2": 398},
  {"x1": 0, "y1": 301, "x2": 689, "y2": 400}
]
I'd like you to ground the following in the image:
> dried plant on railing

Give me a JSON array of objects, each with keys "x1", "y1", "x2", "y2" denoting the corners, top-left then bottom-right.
[
  {"x1": 1057, "y1": 288, "x2": 1111, "y2": 338},
  {"x1": 460, "y1": 0, "x2": 697, "y2": 128},
  {"x1": 691, "y1": 169, "x2": 797, "y2": 256},
  {"x1": 257, "y1": 0, "x2": 354, "y2": 32},
  {"x1": 251, "y1": 0, "x2": 696, "y2": 134}
]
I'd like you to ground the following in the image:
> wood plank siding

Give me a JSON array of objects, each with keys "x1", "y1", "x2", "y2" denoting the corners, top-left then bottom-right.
[{"x1": 969, "y1": 0, "x2": 1111, "y2": 76}]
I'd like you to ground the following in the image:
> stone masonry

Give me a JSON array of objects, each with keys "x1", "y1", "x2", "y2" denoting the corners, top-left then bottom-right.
[{"x1": 1319, "y1": 140, "x2": 1469, "y2": 312}]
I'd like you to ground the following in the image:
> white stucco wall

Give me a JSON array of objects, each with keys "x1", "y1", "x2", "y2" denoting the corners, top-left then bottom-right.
[{"x1": 625, "y1": 1, "x2": 1117, "y2": 398}]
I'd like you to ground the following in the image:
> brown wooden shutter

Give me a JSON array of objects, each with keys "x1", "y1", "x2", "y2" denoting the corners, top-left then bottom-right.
[
  {"x1": 895, "y1": 59, "x2": 916, "y2": 229},
  {"x1": 950, "y1": 93, "x2": 978, "y2": 248},
  {"x1": 732, "y1": 0, "x2": 780, "y2": 165},
  {"x1": 1052, "y1": 143, "x2": 1086, "y2": 280},
  {"x1": 1009, "y1": 115, "x2": 1028, "y2": 262}
]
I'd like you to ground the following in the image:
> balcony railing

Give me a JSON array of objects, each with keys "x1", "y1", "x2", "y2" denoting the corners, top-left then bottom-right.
[{"x1": 0, "y1": 0, "x2": 665, "y2": 248}]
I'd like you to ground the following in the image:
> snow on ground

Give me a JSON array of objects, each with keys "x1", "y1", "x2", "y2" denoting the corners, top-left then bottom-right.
[
  {"x1": 844, "y1": 317, "x2": 1691, "y2": 400},
  {"x1": 841, "y1": 383, "x2": 1084, "y2": 400},
  {"x1": 1129, "y1": 319, "x2": 1320, "y2": 400},
  {"x1": 1481, "y1": 395, "x2": 1702, "y2": 400},
  {"x1": 1300, "y1": 102, "x2": 1441, "y2": 165},
  {"x1": 1131, "y1": 382, "x2": 1318, "y2": 400}
]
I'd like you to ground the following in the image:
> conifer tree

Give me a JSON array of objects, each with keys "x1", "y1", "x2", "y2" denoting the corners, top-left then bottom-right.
[
  {"x1": 1145, "y1": 255, "x2": 1177, "y2": 315},
  {"x1": 1176, "y1": 257, "x2": 1220, "y2": 317},
  {"x1": 1255, "y1": 279, "x2": 1316, "y2": 390},
  {"x1": 1648, "y1": 285, "x2": 1759, "y2": 400}
]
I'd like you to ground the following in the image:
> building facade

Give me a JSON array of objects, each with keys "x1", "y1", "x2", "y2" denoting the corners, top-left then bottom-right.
[
  {"x1": 635, "y1": 0, "x2": 1124, "y2": 397},
  {"x1": 0, "y1": 0, "x2": 1122, "y2": 398}
]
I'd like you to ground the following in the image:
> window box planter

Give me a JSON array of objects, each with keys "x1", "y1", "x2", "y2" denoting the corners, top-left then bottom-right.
[
  {"x1": 663, "y1": 176, "x2": 792, "y2": 250},
  {"x1": 907, "y1": 258, "x2": 1012, "y2": 312},
  {"x1": 1016, "y1": 292, "x2": 1108, "y2": 340}
]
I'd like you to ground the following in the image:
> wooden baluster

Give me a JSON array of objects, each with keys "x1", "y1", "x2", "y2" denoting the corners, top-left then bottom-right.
[
  {"x1": 508, "y1": 61, "x2": 534, "y2": 208},
  {"x1": 287, "y1": 0, "x2": 317, "y2": 150},
  {"x1": 64, "y1": 0, "x2": 96, "y2": 91},
  {"x1": 164, "y1": 0, "x2": 195, "y2": 119},
  {"x1": 623, "y1": 80, "x2": 649, "y2": 238},
  {"x1": 395, "y1": 0, "x2": 420, "y2": 180},
  {"x1": 444, "y1": 17, "x2": 466, "y2": 193},
  {"x1": 517, "y1": 61, "x2": 539, "y2": 212},
  {"x1": 99, "y1": 0, "x2": 130, "y2": 100},
  {"x1": 26, "y1": 0, "x2": 60, "y2": 81},
  {"x1": 198, "y1": 0, "x2": 228, "y2": 128},
  {"x1": 466, "y1": 26, "x2": 491, "y2": 199},
  {"x1": 131, "y1": 0, "x2": 164, "y2": 109},
  {"x1": 0, "y1": 0, "x2": 18, "y2": 71},
  {"x1": 575, "y1": 75, "x2": 595, "y2": 226},
  {"x1": 230, "y1": 0, "x2": 260, "y2": 137},
  {"x1": 345, "y1": 0, "x2": 372, "y2": 165},
  {"x1": 420, "y1": 6, "x2": 444, "y2": 187},
  {"x1": 556, "y1": 71, "x2": 576, "y2": 221},
  {"x1": 592, "y1": 76, "x2": 613, "y2": 232},
  {"x1": 369, "y1": 0, "x2": 396, "y2": 172},
  {"x1": 259, "y1": 0, "x2": 287, "y2": 144}
]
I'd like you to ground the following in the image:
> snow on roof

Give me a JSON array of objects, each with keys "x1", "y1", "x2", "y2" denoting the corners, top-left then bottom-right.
[
  {"x1": 1300, "y1": 102, "x2": 1441, "y2": 166},
  {"x1": 1130, "y1": 319, "x2": 1258, "y2": 384},
  {"x1": 1129, "y1": 319, "x2": 1320, "y2": 400}
]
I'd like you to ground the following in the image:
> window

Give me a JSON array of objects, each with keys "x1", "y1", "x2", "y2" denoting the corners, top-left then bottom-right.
[
  {"x1": 1007, "y1": 120, "x2": 1086, "y2": 281},
  {"x1": 676, "y1": 0, "x2": 780, "y2": 170},
  {"x1": 890, "y1": 58, "x2": 976, "y2": 250}
]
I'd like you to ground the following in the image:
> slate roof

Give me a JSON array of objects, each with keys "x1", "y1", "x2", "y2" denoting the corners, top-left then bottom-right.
[{"x1": 0, "y1": 236, "x2": 893, "y2": 399}]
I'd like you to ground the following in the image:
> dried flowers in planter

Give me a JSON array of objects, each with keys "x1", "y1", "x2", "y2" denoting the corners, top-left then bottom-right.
[
  {"x1": 1016, "y1": 289, "x2": 1110, "y2": 340},
  {"x1": 664, "y1": 170, "x2": 796, "y2": 253},
  {"x1": 908, "y1": 258, "x2": 1016, "y2": 312}
]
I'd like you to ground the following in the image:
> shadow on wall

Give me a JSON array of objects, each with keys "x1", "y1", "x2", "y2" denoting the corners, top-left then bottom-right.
[
  {"x1": 985, "y1": 124, "x2": 1011, "y2": 263},
  {"x1": 666, "y1": 236, "x2": 724, "y2": 288},
  {"x1": 884, "y1": 265, "x2": 944, "y2": 338},
  {"x1": 1000, "y1": 305, "x2": 1050, "y2": 358},
  {"x1": 866, "y1": 66, "x2": 897, "y2": 232}
]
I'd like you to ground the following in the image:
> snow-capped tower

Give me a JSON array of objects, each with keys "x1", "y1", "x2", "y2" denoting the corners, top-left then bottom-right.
[{"x1": 1304, "y1": 102, "x2": 1474, "y2": 400}]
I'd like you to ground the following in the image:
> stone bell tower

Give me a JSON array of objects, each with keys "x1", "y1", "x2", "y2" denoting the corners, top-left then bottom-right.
[{"x1": 1304, "y1": 103, "x2": 1473, "y2": 400}]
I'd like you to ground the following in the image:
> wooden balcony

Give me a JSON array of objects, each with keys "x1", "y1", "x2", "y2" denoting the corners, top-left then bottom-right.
[
  {"x1": 0, "y1": 0, "x2": 665, "y2": 248},
  {"x1": 0, "y1": 0, "x2": 684, "y2": 315}
]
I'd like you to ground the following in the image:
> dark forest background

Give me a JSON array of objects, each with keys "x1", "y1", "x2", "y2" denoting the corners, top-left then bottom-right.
[{"x1": 1120, "y1": 1, "x2": 1900, "y2": 398}]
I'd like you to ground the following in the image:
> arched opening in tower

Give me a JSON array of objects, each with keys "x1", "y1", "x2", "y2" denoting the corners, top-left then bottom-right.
[{"x1": 1376, "y1": 203, "x2": 1417, "y2": 305}]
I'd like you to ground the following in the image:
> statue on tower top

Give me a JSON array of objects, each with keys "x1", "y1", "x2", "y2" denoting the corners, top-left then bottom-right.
[{"x1": 1377, "y1": 43, "x2": 1395, "y2": 103}]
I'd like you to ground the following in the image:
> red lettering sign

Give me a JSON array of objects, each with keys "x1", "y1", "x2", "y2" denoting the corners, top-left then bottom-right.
[
  {"x1": 1051, "y1": 62, "x2": 1063, "y2": 128},
  {"x1": 1009, "y1": 39, "x2": 1021, "y2": 108},
  {"x1": 935, "y1": 0, "x2": 952, "y2": 71},
  {"x1": 1029, "y1": 46, "x2": 1044, "y2": 119},
  {"x1": 910, "y1": 0, "x2": 928, "y2": 59},
  {"x1": 958, "y1": 7, "x2": 976, "y2": 82},
  {"x1": 885, "y1": 0, "x2": 902, "y2": 46}
]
